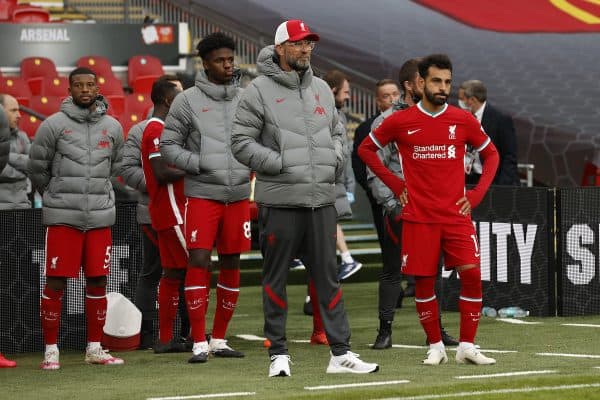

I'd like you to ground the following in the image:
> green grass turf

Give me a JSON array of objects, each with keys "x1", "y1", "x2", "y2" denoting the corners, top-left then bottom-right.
[{"x1": 3, "y1": 281, "x2": 600, "y2": 400}]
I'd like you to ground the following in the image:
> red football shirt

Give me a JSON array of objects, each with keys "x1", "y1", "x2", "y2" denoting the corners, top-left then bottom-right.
[
  {"x1": 371, "y1": 103, "x2": 491, "y2": 223},
  {"x1": 141, "y1": 117, "x2": 185, "y2": 231}
]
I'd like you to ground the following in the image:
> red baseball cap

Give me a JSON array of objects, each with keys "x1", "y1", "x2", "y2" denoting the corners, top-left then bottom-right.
[{"x1": 274, "y1": 19, "x2": 320, "y2": 45}]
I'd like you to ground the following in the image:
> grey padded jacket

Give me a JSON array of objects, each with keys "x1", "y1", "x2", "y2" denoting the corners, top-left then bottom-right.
[
  {"x1": 28, "y1": 96, "x2": 123, "y2": 230},
  {"x1": 120, "y1": 120, "x2": 151, "y2": 224},
  {"x1": 0, "y1": 105, "x2": 10, "y2": 173},
  {"x1": 0, "y1": 128, "x2": 31, "y2": 209},
  {"x1": 161, "y1": 70, "x2": 250, "y2": 202},
  {"x1": 231, "y1": 45, "x2": 344, "y2": 208}
]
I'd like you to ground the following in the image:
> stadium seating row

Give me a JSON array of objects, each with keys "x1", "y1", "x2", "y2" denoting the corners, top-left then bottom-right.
[
  {"x1": 0, "y1": 0, "x2": 50, "y2": 23},
  {"x1": 1, "y1": 55, "x2": 165, "y2": 137}
]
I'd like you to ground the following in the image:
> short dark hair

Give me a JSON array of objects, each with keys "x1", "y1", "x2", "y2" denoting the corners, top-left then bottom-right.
[
  {"x1": 158, "y1": 74, "x2": 179, "y2": 82},
  {"x1": 151, "y1": 79, "x2": 176, "y2": 106},
  {"x1": 323, "y1": 69, "x2": 348, "y2": 91},
  {"x1": 196, "y1": 32, "x2": 236, "y2": 60},
  {"x1": 461, "y1": 79, "x2": 487, "y2": 102},
  {"x1": 418, "y1": 54, "x2": 452, "y2": 79},
  {"x1": 398, "y1": 58, "x2": 421, "y2": 93},
  {"x1": 375, "y1": 79, "x2": 398, "y2": 89},
  {"x1": 69, "y1": 67, "x2": 97, "y2": 84}
]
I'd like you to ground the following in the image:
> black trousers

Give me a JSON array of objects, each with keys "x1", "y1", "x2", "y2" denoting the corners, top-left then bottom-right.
[
  {"x1": 379, "y1": 211, "x2": 403, "y2": 321},
  {"x1": 259, "y1": 206, "x2": 351, "y2": 357}
]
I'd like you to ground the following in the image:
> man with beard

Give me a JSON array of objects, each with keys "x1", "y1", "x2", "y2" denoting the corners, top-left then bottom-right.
[
  {"x1": 368, "y1": 59, "x2": 458, "y2": 350},
  {"x1": 28, "y1": 67, "x2": 124, "y2": 370},
  {"x1": 359, "y1": 54, "x2": 499, "y2": 366},
  {"x1": 231, "y1": 19, "x2": 379, "y2": 377},
  {"x1": 161, "y1": 32, "x2": 250, "y2": 364}
]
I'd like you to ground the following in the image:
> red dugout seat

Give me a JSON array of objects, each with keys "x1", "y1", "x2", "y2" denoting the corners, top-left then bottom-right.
[
  {"x1": 19, "y1": 114, "x2": 42, "y2": 139},
  {"x1": 97, "y1": 75, "x2": 124, "y2": 97},
  {"x1": 40, "y1": 76, "x2": 69, "y2": 97},
  {"x1": 0, "y1": 0, "x2": 17, "y2": 21},
  {"x1": 77, "y1": 55, "x2": 114, "y2": 78},
  {"x1": 12, "y1": 5, "x2": 50, "y2": 23},
  {"x1": 131, "y1": 75, "x2": 160, "y2": 95},
  {"x1": 119, "y1": 111, "x2": 144, "y2": 137},
  {"x1": 0, "y1": 76, "x2": 31, "y2": 106},
  {"x1": 20, "y1": 57, "x2": 57, "y2": 81},
  {"x1": 124, "y1": 93, "x2": 152, "y2": 115},
  {"x1": 128, "y1": 55, "x2": 164, "y2": 88},
  {"x1": 105, "y1": 95, "x2": 125, "y2": 117},
  {"x1": 29, "y1": 95, "x2": 61, "y2": 117}
]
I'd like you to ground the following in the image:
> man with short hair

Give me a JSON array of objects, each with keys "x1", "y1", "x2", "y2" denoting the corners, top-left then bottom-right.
[
  {"x1": 458, "y1": 80, "x2": 519, "y2": 186},
  {"x1": 140, "y1": 79, "x2": 188, "y2": 353},
  {"x1": 0, "y1": 94, "x2": 31, "y2": 209},
  {"x1": 0, "y1": 103, "x2": 17, "y2": 368},
  {"x1": 231, "y1": 19, "x2": 379, "y2": 377},
  {"x1": 28, "y1": 67, "x2": 124, "y2": 370},
  {"x1": 161, "y1": 32, "x2": 250, "y2": 363},
  {"x1": 360, "y1": 54, "x2": 499, "y2": 366}
]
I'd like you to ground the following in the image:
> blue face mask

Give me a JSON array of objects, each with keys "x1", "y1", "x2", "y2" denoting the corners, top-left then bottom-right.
[{"x1": 458, "y1": 99, "x2": 470, "y2": 110}]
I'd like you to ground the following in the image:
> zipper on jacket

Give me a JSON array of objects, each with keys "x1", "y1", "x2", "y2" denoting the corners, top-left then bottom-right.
[
  {"x1": 85, "y1": 121, "x2": 92, "y2": 230},
  {"x1": 224, "y1": 99, "x2": 233, "y2": 202},
  {"x1": 300, "y1": 82, "x2": 315, "y2": 206}
]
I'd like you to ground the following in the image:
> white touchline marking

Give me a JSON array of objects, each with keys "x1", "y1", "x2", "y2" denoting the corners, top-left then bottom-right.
[
  {"x1": 232, "y1": 314, "x2": 250, "y2": 318},
  {"x1": 389, "y1": 344, "x2": 516, "y2": 353},
  {"x1": 594, "y1": 367, "x2": 600, "y2": 369},
  {"x1": 455, "y1": 370, "x2": 557, "y2": 379},
  {"x1": 291, "y1": 339, "x2": 310, "y2": 343},
  {"x1": 235, "y1": 334, "x2": 265, "y2": 341},
  {"x1": 496, "y1": 318, "x2": 542, "y2": 325},
  {"x1": 537, "y1": 352, "x2": 600, "y2": 359},
  {"x1": 377, "y1": 383, "x2": 600, "y2": 400},
  {"x1": 147, "y1": 392, "x2": 255, "y2": 400},
  {"x1": 305, "y1": 380, "x2": 409, "y2": 391},
  {"x1": 562, "y1": 323, "x2": 600, "y2": 328}
]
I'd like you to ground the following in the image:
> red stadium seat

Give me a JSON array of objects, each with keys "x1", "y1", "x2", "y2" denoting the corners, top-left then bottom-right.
[
  {"x1": 105, "y1": 94, "x2": 125, "y2": 117},
  {"x1": 581, "y1": 162, "x2": 600, "y2": 186},
  {"x1": 97, "y1": 75, "x2": 124, "y2": 97},
  {"x1": 20, "y1": 57, "x2": 57, "y2": 81},
  {"x1": 76, "y1": 55, "x2": 114, "y2": 78},
  {"x1": 119, "y1": 111, "x2": 144, "y2": 137},
  {"x1": 128, "y1": 55, "x2": 164, "y2": 88},
  {"x1": 11, "y1": 5, "x2": 50, "y2": 23},
  {"x1": 19, "y1": 114, "x2": 42, "y2": 139},
  {"x1": 0, "y1": 0, "x2": 17, "y2": 21},
  {"x1": 40, "y1": 75, "x2": 69, "y2": 97},
  {"x1": 29, "y1": 95, "x2": 62, "y2": 117},
  {"x1": 131, "y1": 75, "x2": 160, "y2": 95},
  {"x1": 124, "y1": 93, "x2": 152, "y2": 115},
  {"x1": 0, "y1": 76, "x2": 32, "y2": 105}
]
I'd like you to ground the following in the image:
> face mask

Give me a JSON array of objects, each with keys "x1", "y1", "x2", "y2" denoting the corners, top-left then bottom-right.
[{"x1": 458, "y1": 100, "x2": 469, "y2": 110}]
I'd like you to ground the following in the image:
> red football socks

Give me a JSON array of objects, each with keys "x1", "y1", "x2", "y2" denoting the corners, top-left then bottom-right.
[
  {"x1": 41, "y1": 286, "x2": 63, "y2": 345},
  {"x1": 85, "y1": 286, "x2": 107, "y2": 343},
  {"x1": 185, "y1": 267, "x2": 209, "y2": 343},
  {"x1": 415, "y1": 276, "x2": 441, "y2": 344},
  {"x1": 212, "y1": 268, "x2": 240, "y2": 339},
  {"x1": 158, "y1": 276, "x2": 182, "y2": 343},
  {"x1": 458, "y1": 267, "x2": 482, "y2": 343}
]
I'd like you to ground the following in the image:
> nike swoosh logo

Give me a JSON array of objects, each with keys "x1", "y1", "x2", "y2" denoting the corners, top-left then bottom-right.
[
  {"x1": 475, "y1": 253, "x2": 480, "y2": 258},
  {"x1": 407, "y1": 129, "x2": 421, "y2": 135},
  {"x1": 275, "y1": 98, "x2": 285, "y2": 103}
]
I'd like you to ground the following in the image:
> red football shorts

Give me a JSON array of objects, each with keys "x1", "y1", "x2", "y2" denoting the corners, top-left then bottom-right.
[
  {"x1": 185, "y1": 198, "x2": 251, "y2": 254},
  {"x1": 157, "y1": 225, "x2": 188, "y2": 269},
  {"x1": 45, "y1": 225, "x2": 112, "y2": 278},
  {"x1": 401, "y1": 219, "x2": 480, "y2": 277}
]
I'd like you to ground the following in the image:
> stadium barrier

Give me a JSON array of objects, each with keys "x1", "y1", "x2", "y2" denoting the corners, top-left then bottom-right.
[{"x1": 1, "y1": 187, "x2": 600, "y2": 353}]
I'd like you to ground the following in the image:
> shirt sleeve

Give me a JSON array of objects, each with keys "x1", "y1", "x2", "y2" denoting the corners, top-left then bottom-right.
[
  {"x1": 465, "y1": 112, "x2": 491, "y2": 151},
  {"x1": 370, "y1": 111, "x2": 402, "y2": 150},
  {"x1": 142, "y1": 122, "x2": 163, "y2": 160}
]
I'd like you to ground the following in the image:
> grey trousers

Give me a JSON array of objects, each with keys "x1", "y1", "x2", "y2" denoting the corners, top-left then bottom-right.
[{"x1": 259, "y1": 205, "x2": 351, "y2": 357}]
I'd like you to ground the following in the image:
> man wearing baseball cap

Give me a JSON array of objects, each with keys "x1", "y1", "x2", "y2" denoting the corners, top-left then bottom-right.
[{"x1": 232, "y1": 19, "x2": 379, "y2": 377}]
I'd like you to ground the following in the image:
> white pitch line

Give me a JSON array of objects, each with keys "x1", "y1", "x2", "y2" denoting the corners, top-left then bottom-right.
[
  {"x1": 562, "y1": 323, "x2": 600, "y2": 328},
  {"x1": 378, "y1": 383, "x2": 600, "y2": 400},
  {"x1": 496, "y1": 318, "x2": 542, "y2": 325},
  {"x1": 291, "y1": 339, "x2": 310, "y2": 343},
  {"x1": 537, "y1": 352, "x2": 600, "y2": 359},
  {"x1": 305, "y1": 380, "x2": 409, "y2": 391},
  {"x1": 455, "y1": 370, "x2": 557, "y2": 380},
  {"x1": 389, "y1": 344, "x2": 516, "y2": 353},
  {"x1": 147, "y1": 392, "x2": 255, "y2": 400},
  {"x1": 594, "y1": 367, "x2": 600, "y2": 369},
  {"x1": 235, "y1": 334, "x2": 265, "y2": 341}
]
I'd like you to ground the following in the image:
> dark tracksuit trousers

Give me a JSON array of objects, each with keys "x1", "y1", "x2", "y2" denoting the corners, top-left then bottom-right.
[
  {"x1": 379, "y1": 210, "x2": 403, "y2": 321},
  {"x1": 259, "y1": 205, "x2": 351, "y2": 357}
]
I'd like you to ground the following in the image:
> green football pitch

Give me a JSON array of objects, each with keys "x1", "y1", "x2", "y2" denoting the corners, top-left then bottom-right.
[{"x1": 3, "y1": 281, "x2": 600, "y2": 400}]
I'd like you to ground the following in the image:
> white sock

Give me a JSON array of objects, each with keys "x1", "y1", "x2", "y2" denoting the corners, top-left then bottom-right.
[
  {"x1": 305, "y1": 295, "x2": 311, "y2": 303},
  {"x1": 87, "y1": 341, "x2": 101, "y2": 351},
  {"x1": 458, "y1": 341, "x2": 475, "y2": 351},
  {"x1": 341, "y1": 251, "x2": 353, "y2": 264},
  {"x1": 429, "y1": 341, "x2": 445, "y2": 351},
  {"x1": 192, "y1": 341, "x2": 208, "y2": 355},
  {"x1": 45, "y1": 344, "x2": 59, "y2": 353}
]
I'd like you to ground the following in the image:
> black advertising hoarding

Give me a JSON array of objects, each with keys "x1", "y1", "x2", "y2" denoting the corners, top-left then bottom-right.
[
  {"x1": 440, "y1": 186, "x2": 554, "y2": 317},
  {"x1": 0, "y1": 23, "x2": 184, "y2": 68},
  {"x1": 0, "y1": 204, "x2": 142, "y2": 353},
  {"x1": 558, "y1": 187, "x2": 600, "y2": 316}
]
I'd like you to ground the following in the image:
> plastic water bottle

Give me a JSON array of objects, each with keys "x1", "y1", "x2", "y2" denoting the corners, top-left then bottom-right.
[
  {"x1": 481, "y1": 306, "x2": 497, "y2": 317},
  {"x1": 497, "y1": 306, "x2": 529, "y2": 318},
  {"x1": 33, "y1": 192, "x2": 43, "y2": 209}
]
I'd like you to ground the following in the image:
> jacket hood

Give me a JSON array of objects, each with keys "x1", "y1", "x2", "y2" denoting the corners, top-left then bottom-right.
[
  {"x1": 60, "y1": 95, "x2": 108, "y2": 123},
  {"x1": 195, "y1": 70, "x2": 239, "y2": 101},
  {"x1": 256, "y1": 45, "x2": 313, "y2": 90}
]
